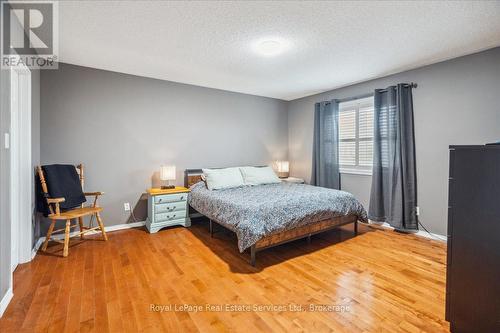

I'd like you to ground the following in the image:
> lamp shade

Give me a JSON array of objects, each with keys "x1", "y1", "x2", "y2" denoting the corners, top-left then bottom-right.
[
  {"x1": 160, "y1": 165, "x2": 176, "y2": 181},
  {"x1": 275, "y1": 161, "x2": 289, "y2": 173},
  {"x1": 274, "y1": 161, "x2": 289, "y2": 178}
]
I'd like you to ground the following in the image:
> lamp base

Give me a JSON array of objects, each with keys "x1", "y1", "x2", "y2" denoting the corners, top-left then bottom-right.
[
  {"x1": 278, "y1": 172, "x2": 289, "y2": 179},
  {"x1": 161, "y1": 185, "x2": 175, "y2": 190}
]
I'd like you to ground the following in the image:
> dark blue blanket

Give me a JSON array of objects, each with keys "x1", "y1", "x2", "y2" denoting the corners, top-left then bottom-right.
[{"x1": 36, "y1": 164, "x2": 86, "y2": 216}]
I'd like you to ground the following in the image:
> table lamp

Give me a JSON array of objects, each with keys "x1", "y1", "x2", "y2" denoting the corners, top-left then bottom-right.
[
  {"x1": 160, "y1": 165, "x2": 176, "y2": 189},
  {"x1": 275, "y1": 160, "x2": 289, "y2": 178}
]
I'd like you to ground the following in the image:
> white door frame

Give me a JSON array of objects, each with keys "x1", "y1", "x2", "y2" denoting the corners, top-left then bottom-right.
[{"x1": 10, "y1": 63, "x2": 32, "y2": 272}]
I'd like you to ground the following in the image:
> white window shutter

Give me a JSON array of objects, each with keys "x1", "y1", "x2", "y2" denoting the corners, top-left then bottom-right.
[{"x1": 338, "y1": 97, "x2": 374, "y2": 174}]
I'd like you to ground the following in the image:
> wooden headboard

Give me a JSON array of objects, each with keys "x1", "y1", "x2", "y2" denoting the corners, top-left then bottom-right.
[{"x1": 185, "y1": 169, "x2": 204, "y2": 187}]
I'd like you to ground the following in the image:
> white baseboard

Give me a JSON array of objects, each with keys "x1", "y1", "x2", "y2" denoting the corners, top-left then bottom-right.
[
  {"x1": 368, "y1": 220, "x2": 447, "y2": 242},
  {"x1": 0, "y1": 287, "x2": 13, "y2": 318},
  {"x1": 32, "y1": 221, "x2": 146, "y2": 255},
  {"x1": 104, "y1": 221, "x2": 145, "y2": 232},
  {"x1": 415, "y1": 229, "x2": 447, "y2": 242}
]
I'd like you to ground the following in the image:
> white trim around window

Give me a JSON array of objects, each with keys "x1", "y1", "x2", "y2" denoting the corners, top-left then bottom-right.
[{"x1": 340, "y1": 168, "x2": 372, "y2": 176}]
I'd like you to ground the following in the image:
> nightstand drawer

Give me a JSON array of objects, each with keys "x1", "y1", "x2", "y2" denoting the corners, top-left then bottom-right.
[
  {"x1": 154, "y1": 193, "x2": 187, "y2": 204},
  {"x1": 155, "y1": 210, "x2": 187, "y2": 222},
  {"x1": 155, "y1": 201, "x2": 187, "y2": 214}
]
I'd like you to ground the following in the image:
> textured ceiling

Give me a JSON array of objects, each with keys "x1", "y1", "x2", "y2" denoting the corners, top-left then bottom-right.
[{"x1": 58, "y1": 1, "x2": 500, "y2": 100}]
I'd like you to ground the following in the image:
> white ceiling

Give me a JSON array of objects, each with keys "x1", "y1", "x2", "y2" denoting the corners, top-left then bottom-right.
[{"x1": 58, "y1": 1, "x2": 500, "y2": 101}]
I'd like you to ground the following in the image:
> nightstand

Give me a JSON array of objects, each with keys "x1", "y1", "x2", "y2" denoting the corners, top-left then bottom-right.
[
  {"x1": 146, "y1": 187, "x2": 191, "y2": 233},
  {"x1": 281, "y1": 177, "x2": 305, "y2": 184}
]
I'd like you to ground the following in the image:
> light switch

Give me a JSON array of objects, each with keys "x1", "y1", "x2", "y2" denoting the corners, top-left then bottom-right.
[{"x1": 4, "y1": 133, "x2": 9, "y2": 149}]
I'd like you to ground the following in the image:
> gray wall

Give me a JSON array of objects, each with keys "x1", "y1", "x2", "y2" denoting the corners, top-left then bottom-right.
[
  {"x1": 288, "y1": 47, "x2": 500, "y2": 236},
  {"x1": 40, "y1": 63, "x2": 288, "y2": 231}
]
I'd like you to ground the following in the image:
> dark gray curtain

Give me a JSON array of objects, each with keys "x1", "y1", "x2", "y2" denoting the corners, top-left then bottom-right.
[
  {"x1": 311, "y1": 100, "x2": 340, "y2": 189},
  {"x1": 369, "y1": 84, "x2": 418, "y2": 231}
]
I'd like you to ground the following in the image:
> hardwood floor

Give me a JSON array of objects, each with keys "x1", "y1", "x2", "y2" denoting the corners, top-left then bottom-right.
[{"x1": 0, "y1": 220, "x2": 449, "y2": 333}]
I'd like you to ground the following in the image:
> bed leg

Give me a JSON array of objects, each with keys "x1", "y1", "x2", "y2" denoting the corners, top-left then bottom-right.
[
  {"x1": 307, "y1": 234, "x2": 312, "y2": 244},
  {"x1": 209, "y1": 219, "x2": 213, "y2": 237},
  {"x1": 354, "y1": 220, "x2": 358, "y2": 236},
  {"x1": 250, "y1": 245, "x2": 256, "y2": 266}
]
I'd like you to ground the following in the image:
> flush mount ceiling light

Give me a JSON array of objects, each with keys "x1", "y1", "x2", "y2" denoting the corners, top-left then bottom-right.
[{"x1": 253, "y1": 39, "x2": 290, "y2": 57}]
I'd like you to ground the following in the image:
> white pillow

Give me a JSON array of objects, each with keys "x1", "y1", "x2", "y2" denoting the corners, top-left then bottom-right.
[
  {"x1": 239, "y1": 166, "x2": 281, "y2": 186},
  {"x1": 202, "y1": 167, "x2": 245, "y2": 190}
]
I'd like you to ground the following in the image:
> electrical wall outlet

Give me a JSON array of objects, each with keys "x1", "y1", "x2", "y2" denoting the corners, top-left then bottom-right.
[
  {"x1": 416, "y1": 206, "x2": 420, "y2": 216},
  {"x1": 124, "y1": 202, "x2": 130, "y2": 211}
]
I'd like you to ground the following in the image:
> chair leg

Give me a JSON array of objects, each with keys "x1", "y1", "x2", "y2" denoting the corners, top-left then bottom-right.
[
  {"x1": 42, "y1": 219, "x2": 56, "y2": 251},
  {"x1": 78, "y1": 217, "x2": 85, "y2": 239},
  {"x1": 63, "y1": 219, "x2": 71, "y2": 257},
  {"x1": 96, "y1": 212, "x2": 108, "y2": 241}
]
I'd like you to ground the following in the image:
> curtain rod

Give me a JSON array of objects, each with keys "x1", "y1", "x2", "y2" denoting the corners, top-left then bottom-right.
[
  {"x1": 377, "y1": 82, "x2": 418, "y2": 92},
  {"x1": 335, "y1": 82, "x2": 418, "y2": 103}
]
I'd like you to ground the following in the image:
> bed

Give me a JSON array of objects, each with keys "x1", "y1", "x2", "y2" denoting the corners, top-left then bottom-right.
[{"x1": 185, "y1": 169, "x2": 367, "y2": 266}]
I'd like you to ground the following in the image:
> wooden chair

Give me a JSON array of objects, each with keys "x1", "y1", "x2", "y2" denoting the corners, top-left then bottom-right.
[{"x1": 37, "y1": 164, "x2": 107, "y2": 257}]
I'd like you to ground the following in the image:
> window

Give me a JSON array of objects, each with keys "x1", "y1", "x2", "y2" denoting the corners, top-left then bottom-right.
[{"x1": 338, "y1": 96, "x2": 374, "y2": 175}]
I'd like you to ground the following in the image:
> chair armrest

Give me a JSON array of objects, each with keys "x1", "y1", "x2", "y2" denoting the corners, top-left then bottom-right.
[
  {"x1": 47, "y1": 197, "x2": 65, "y2": 215},
  {"x1": 84, "y1": 191, "x2": 104, "y2": 196},
  {"x1": 47, "y1": 197, "x2": 65, "y2": 203},
  {"x1": 85, "y1": 192, "x2": 104, "y2": 208}
]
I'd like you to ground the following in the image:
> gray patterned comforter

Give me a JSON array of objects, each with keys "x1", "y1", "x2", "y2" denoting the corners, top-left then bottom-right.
[{"x1": 188, "y1": 182, "x2": 367, "y2": 252}]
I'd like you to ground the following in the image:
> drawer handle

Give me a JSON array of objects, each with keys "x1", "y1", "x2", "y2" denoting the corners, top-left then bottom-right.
[{"x1": 159, "y1": 196, "x2": 184, "y2": 203}]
